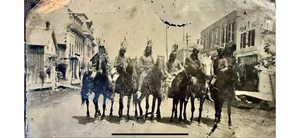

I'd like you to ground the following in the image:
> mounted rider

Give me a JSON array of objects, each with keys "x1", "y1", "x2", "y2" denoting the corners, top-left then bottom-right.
[
  {"x1": 182, "y1": 47, "x2": 202, "y2": 100},
  {"x1": 212, "y1": 47, "x2": 238, "y2": 95},
  {"x1": 163, "y1": 44, "x2": 185, "y2": 99},
  {"x1": 114, "y1": 38, "x2": 129, "y2": 94},
  {"x1": 137, "y1": 40, "x2": 155, "y2": 93}
]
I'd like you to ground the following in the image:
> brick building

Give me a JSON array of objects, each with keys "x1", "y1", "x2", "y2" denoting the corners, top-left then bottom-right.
[{"x1": 200, "y1": 9, "x2": 275, "y2": 92}]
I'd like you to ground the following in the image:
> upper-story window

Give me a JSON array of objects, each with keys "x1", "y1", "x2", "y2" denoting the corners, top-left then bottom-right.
[
  {"x1": 215, "y1": 28, "x2": 219, "y2": 45},
  {"x1": 248, "y1": 29, "x2": 255, "y2": 47},
  {"x1": 232, "y1": 22, "x2": 235, "y2": 41},
  {"x1": 223, "y1": 25, "x2": 227, "y2": 44},
  {"x1": 228, "y1": 24, "x2": 231, "y2": 42},
  {"x1": 240, "y1": 32, "x2": 247, "y2": 49},
  {"x1": 210, "y1": 31, "x2": 214, "y2": 48}
]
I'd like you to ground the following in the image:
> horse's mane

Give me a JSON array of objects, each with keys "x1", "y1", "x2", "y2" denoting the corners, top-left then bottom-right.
[{"x1": 125, "y1": 59, "x2": 138, "y2": 79}]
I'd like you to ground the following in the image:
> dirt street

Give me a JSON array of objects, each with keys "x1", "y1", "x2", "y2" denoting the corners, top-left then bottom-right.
[{"x1": 25, "y1": 88, "x2": 275, "y2": 138}]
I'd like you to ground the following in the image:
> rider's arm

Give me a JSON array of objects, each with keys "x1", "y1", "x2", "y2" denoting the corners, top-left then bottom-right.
[
  {"x1": 114, "y1": 57, "x2": 120, "y2": 68},
  {"x1": 176, "y1": 60, "x2": 185, "y2": 75},
  {"x1": 220, "y1": 59, "x2": 229, "y2": 71},
  {"x1": 184, "y1": 58, "x2": 190, "y2": 68},
  {"x1": 164, "y1": 63, "x2": 171, "y2": 77}
]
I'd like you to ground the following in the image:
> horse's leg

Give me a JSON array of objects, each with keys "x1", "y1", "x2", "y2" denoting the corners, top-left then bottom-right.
[
  {"x1": 198, "y1": 97, "x2": 205, "y2": 124},
  {"x1": 214, "y1": 100, "x2": 219, "y2": 123},
  {"x1": 86, "y1": 99, "x2": 90, "y2": 117},
  {"x1": 145, "y1": 94, "x2": 150, "y2": 119},
  {"x1": 151, "y1": 96, "x2": 156, "y2": 121},
  {"x1": 118, "y1": 93, "x2": 124, "y2": 118},
  {"x1": 190, "y1": 97, "x2": 195, "y2": 122},
  {"x1": 110, "y1": 96, "x2": 114, "y2": 116},
  {"x1": 93, "y1": 92, "x2": 101, "y2": 118},
  {"x1": 137, "y1": 92, "x2": 147, "y2": 117},
  {"x1": 183, "y1": 98, "x2": 188, "y2": 121},
  {"x1": 175, "y1": 99, "x2": 179, "y2": 118},
  {"x1": 127, "y1": 95, "x2": 132, "y2": 120},
  {"x1": 133, "y1": 93, "x2": 138, "y2": 118},
  {"x1": 227, "y1": 94, "x2": 234, "y2": 126},
  {"x1": 170, "y1": 98, "x2": 176, "y2": 122},
  {"x1": 179, "y1": 98, "x2": 184, "y2": 122},
  {"x1": 102, "y1": 94, "x2": 106, "y2": 117},
  {"x1": 156, "y1": 97, "x2": 162, "y2": 119},
  {"x1": 217, "y1": 101, "x2": 224, "y2": 123}
]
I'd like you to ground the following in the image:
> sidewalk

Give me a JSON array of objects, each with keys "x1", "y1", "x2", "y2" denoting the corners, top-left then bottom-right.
[
  {"x1": 26, "y1": 82, "x2": 53, "y2": 91},
  {"x1": 57, "y1": 81, "x2": 81, "y2": 90},
  {"x1": 235, "y1": 91, "x2": 274, "y2": 102}
]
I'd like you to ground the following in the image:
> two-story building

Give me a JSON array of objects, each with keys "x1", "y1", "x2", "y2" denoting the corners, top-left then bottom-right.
[
  {"x1": 47, "y1": 8, "x2": 97, "y2": 85},
  {"x1": 200, "y1": 11, "x2": 238, "y2": 57},
  {"x1": 26, "y1": 21, "x2": 58, "y2": 90},
  {"x1": 200, "y1": 9, "x2": 275, "y2": 92},
  {"x1": 234, "y1": 9, "x2": 275, "y2": 92}
]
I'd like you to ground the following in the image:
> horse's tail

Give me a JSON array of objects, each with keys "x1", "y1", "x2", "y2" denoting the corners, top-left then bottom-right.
[
  {"x1": 81, "y1": 89, "x2": 89, "y2": 105},
  {"x1": 81, "y1": 95, "x2": 87, "y2": 105}
]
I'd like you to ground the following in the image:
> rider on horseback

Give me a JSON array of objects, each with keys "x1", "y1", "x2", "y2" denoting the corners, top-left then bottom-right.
[
  {"x1": 137, "y1": 40, "x2": 155, "y2": 93},
  {"x1": 114, "y1": 38, "x2": 129, "y2": 94},
  {"x1": 212, "y1": 47, "x2": 238, "y2": 94},
  {"x1": 164, "y1": 49, "x2": 184, "y2": 99},
  {"x1": 183, "y1": 48, "x2": 201, "y2": 100}
]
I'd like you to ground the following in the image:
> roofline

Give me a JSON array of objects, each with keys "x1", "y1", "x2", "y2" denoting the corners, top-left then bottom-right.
[
  {"x1": 26, "y1": 43, "x2": 46, "y2": 46},
  {"x1": 69, "y1": 12, "x2": 88, "y2": 20}
]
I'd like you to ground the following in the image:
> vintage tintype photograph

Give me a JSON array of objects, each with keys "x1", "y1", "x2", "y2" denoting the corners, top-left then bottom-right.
[{"x1": 24, "y1": 0, "x2": 276, "y2": 137}]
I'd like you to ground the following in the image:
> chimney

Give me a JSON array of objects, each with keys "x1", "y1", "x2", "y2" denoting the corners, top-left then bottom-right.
[{"x1": 46, "y1": 21, "x2": 50, "y2": 30}]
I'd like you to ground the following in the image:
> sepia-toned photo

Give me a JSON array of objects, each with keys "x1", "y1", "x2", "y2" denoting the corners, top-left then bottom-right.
[{"x1": 25, "y1": 0, "x2": 276, "y2": 137}]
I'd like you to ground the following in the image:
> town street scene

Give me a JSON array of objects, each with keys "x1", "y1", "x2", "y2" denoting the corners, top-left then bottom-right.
[{"x1": 25, "y1": 0, "x2": 276, "y2": 137}]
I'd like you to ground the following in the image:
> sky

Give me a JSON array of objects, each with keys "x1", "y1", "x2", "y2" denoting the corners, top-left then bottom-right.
[{"x1": 25, "y1": 0, "x2": 276, "y2": 60}]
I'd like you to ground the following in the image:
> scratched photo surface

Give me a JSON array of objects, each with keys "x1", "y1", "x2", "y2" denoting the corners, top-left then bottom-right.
[{"x1": 25, "y1": 0, "x2": 276, "y2": 137}]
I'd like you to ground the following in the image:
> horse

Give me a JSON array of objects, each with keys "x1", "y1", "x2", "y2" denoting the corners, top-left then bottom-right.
[
  {"x1": 81, "y1": 56, "x2": 113, "y2": 118},
  {"x1": 187, "y1": 56, "x2": 214, "y2": 124},
  {"x1": 210, "y1": 60, "x2": 240, "y2": 126},
  {"x1": 169, "y1": 56, "x2": 213, "y2": 124},
  {"x1": 136, "y1": 56, "x2": 166, "y2": 120},
  {"x1": 114, "y1": 58, "x2": 138, "y2": 120}
]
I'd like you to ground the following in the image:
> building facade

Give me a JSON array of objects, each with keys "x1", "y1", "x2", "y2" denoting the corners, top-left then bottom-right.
[
  {"x1": 234, "y1": 9, "x2": 275, "y2": 92},
  {"x1": 200, "y1": 11, "x2": 238, "y2": 57},
  {"x1": 26, "y1": 22, "x2": 58, "y2": 90},
  {"x1": 51, "y1": 8, "x2": 97, "y2": 85},
  {"x1": 200, "y1": 9, "x2": 275, "y2": 92}
]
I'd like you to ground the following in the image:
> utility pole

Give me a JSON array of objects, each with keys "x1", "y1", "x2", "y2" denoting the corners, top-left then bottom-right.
[
  {"x1": 183, "y1": 32, "x2": 191, "y2": 66},
  {"x1": 165, "y1": 13, "x2": 169, "y2": 61}
]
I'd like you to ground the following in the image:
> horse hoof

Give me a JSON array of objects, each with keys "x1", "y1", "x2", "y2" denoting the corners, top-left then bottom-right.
[
  {"x1": 109, "y1": 113, "x2": 113, "y2": 116},
  {"x1": 156, "y1": 115, "x2": 161, "y2": 120},
  {"x1": 190, "y1": 118, "x2": 193, "y2": 122},
  {"x1": 87, "y1": 114, "x2": 90, "y2": 117},
  {"x1": 127, "y1": 115, "x2": 130, "y2": 120}
]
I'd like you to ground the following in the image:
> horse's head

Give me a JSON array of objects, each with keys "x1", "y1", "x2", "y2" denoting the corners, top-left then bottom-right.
[
  {"x1": 199, "y1": 56, "x2": 214, "y2": 80},
  {"x1": 156, "y1": 56, "x2": 165, "y2": 70},
  {"x1": 126, "y1": 57, "x2": 138, "y2": 79}
]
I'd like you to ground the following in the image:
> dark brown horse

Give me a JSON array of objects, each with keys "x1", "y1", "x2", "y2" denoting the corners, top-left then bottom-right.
[
  {"x1": 169, "y1": 56, "x2": 213, "y2": 124},
  {"x1": 81, "y1": 52, "x2": 113, "y2": 118},
  {"x1": 136, "y1": 56, "x2": 166, "y2": 120},
  {"x1": 114, "y1": 58, "x2": 138, "y2": 120},
  {"x1": 210, "y1": 59, "x2": 239, "y2": 126}
]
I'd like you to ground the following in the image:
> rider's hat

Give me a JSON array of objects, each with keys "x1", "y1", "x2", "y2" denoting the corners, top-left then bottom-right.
[
  {"x1": 146, "y1": 40, "x2": 153, "y2": 48},
  {"x1": 120, "y1": 38, "x2": 127, "y2": 51},
  {"x1": 192, "y1": 47, "x2": 200, "y2": 53}
]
